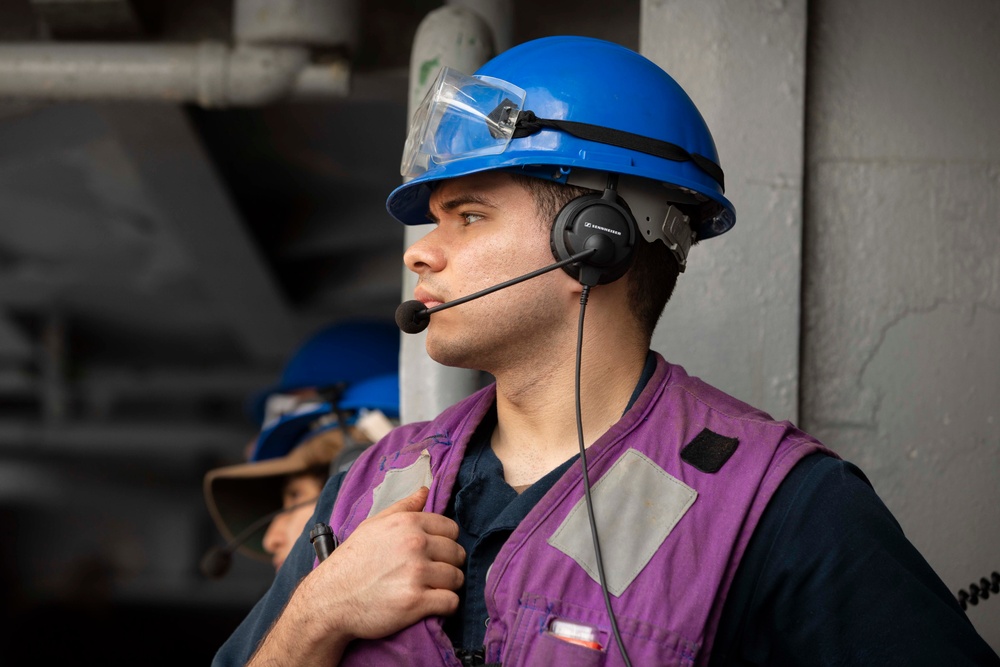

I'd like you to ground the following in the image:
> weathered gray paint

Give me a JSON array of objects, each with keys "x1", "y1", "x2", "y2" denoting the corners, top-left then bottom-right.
[
  {"x1": 803, "y1": 0, "x2": 1000, "y2": 648},
  {"x1": 642, "y1": 0, "x2": 999, "y2": 650},
  {"x1": 641, "y1": 0, "x2": 807, "y2": 423}
]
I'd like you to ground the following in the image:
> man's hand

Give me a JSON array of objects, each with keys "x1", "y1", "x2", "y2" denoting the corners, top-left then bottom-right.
[
  {"x1": 323, "y1": 485, "x2": 466, "y2": 639},
  {"x1": 247, "y1": 486, "x2": 465, "y2": 666}
]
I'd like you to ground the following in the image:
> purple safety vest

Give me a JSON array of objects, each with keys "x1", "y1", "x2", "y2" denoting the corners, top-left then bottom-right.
[{"x1": 326, "y1": 353, "x2": 831, "y2": 666}]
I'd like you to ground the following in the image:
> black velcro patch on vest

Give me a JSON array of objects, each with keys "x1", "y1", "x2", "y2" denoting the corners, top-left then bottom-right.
[{"x1": 681, "y1": 428, "x2": 739, "y2": 473}]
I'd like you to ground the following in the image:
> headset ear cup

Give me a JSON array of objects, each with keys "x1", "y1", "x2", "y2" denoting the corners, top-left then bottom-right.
[{"x1": 550, "y1": 192, "x2": 637, "y2": 286}]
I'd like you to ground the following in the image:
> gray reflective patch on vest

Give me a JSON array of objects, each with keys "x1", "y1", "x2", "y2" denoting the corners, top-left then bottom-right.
[
  {"x1": 548, "y1": 448, "x2": 697, "y2": 596},
  {"x1": 368, "y1": 449, "x2": 433, "y2": 518}
]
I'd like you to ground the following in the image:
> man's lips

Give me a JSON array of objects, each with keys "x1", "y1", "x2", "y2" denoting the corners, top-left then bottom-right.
[{"x1": 413, "y1": 286, "x2": 444, "y2": 310}]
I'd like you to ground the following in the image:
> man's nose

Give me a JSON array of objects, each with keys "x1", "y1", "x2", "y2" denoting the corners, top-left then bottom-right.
[
  {"x1": 262, "y1": 515, "x2": 287, "y2": 554},
  {"x1": 403, "y1": 227, "x2": 445, "y2": 275}
]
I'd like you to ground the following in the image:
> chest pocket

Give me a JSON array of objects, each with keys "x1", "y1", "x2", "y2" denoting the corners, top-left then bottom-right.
[{"x1": 500, "y1": 594, "x2": 699, "y2": 667}]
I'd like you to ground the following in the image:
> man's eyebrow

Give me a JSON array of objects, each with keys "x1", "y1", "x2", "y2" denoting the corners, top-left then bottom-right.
[{"x1": 426, "y1": 193, "x2": 499, "y2": 223}]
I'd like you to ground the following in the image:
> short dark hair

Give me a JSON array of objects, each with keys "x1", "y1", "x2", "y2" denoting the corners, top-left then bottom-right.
[{"x1": 510, "y1": 173, "x2": 680, "y2": 338}]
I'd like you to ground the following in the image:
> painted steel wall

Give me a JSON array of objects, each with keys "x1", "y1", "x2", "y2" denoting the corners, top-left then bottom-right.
[
  {"x1": 803, "y1": 0, "x2": 1000, "y2": 648},
  {"x1": 643, "y1": 0, "x2": 999, "y2": 650},
  {"x1": 642, "y1": 1, "x2": 806, "y2": 423}
]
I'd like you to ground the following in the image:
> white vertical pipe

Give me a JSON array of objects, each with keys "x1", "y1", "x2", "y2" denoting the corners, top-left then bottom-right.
[
  {"x1": 399, "y1": 6, "x2": 496, "y2": 424},
  {"x1": 447, "y1": 0, "x2": 514, "y2": 52}
]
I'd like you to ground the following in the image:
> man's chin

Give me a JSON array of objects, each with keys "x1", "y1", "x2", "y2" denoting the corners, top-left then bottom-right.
[
  {"x1": 424, "y1": 334, "x2": 480, "y2": 371},
  {"x1": 426, "y1": 349, "x2": 477, "y2": 371}
]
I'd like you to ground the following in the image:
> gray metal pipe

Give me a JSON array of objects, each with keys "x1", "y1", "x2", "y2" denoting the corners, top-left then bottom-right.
[
  {"x1": 0, "y1": 42, "x2": 348, "y2": 107},
  {"x1": 234, "y1": 0, "x2": 360, "y2": 50}
]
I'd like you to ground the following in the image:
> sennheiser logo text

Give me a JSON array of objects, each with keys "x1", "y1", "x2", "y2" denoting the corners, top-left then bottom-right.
[{"x1": 584, "y1": 222, "x2": 622, "y2": 236}]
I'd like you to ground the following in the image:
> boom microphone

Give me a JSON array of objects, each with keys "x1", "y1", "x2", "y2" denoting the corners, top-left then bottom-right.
[
  {"x1": 395, "y1": 249, "x2": 597, "y2": 334},
  {"x1": 200, "y1": 496, "x2": 319, "y2": 579},
  {"x1": 395, "y1": 299, "x2": 429, "y2": 335}
]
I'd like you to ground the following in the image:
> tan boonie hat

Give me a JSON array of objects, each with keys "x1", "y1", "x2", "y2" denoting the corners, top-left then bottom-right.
[{"x1": 203, "y1": 426, "x2": 369, "y2": 560}]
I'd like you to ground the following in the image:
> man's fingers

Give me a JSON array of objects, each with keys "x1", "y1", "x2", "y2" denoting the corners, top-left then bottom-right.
[
  {"x1": 413, "y1": 512, "x2": 461, "y2": 541},
  {"x1": 421, "y1": 587, "x2": 462, "y2": 617},
  {"x1": 374, "y1": 485, "x2": 429, "y2": 517},
  {"x1": 425, "y1": 534, "x2": 466, "y2": 568},
  {"x1": 366, "y1": 488, "x2": 460, "y2": 541},
  {"x1": 421, "y1": 561, "x2": 465, "y2": 593}
]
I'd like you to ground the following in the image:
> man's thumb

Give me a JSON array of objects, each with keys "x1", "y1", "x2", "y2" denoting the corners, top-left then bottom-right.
[{"x1": 378, "y1": 485, "x2": 429, "y2": 516}]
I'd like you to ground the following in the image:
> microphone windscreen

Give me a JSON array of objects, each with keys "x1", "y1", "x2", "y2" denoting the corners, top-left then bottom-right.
[
  {"x1": 395, "y1": 300, "x2": 429, "y2": 334},
  {"x1": 200, "y1": 546, "x2": 232, "y2": 579}
]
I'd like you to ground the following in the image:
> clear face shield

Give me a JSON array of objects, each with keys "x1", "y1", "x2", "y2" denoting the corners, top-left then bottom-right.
[{"x1": 401, "y1": 67, "x2": 526, "y2": 180}]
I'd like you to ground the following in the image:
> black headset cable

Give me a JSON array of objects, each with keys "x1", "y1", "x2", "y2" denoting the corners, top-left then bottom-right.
[{"x1": 576, "y1": 284, "x2": 632, "y2": 666}]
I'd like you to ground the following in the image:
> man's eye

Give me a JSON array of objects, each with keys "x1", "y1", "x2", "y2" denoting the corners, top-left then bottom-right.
[
  {"x1": 285, "y1": 487, "x2": 310, "y2": 504},
  {"x1": 461, "y1": 212, "x2": 484, "y2": 225}
]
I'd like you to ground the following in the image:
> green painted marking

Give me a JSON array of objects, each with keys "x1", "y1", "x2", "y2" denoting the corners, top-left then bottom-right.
[{"x1": 418, "y1": 57, "x2": 441, "y2": 86}]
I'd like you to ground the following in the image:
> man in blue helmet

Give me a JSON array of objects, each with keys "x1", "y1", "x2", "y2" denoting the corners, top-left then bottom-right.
[
  {"x1": 214, "y1": 37, "x2": 999, "y2": 667},
  {"x1": 203, "y1": 372, "x2": 400, "y2": 576},
  {"x1": 199, "y1": 320, "x2": 400, "y2": 579},
  {"x1": 246, "y1": 320, "x2": 401, "y2": 431}
]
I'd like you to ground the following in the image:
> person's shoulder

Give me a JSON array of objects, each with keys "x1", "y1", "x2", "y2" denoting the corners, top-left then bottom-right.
[
  {"x1": 770, "y1": 453, "x2": 889, "y2": 532},
  {"x1": 776, "y1": 451, "x2": 874, "y2": 500},
  {"x1": 658, "y1": 355, "x2": 782, "y2": 424},
  {"x1": 379, "y1": 383, "x2": 498, "y2": 445},
  {"x1": 747, "y1": 452, "x2": 902, "y2": 568},
  {"x1": 712, "y1": 452, "x2": 1000, "y2": 667}
]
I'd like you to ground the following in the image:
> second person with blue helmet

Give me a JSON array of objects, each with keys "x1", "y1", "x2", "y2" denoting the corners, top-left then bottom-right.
[{"x1": 203, "y1": 320, "x2": 400, "y2": 578}]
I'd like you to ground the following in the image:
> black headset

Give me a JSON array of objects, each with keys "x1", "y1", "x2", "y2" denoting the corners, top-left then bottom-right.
[{"x1": 549, "y1": 175, "x2": 637, "y2": 287}]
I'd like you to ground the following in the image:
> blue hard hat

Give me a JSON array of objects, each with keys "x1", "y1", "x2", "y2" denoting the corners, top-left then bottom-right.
[
  {"x1": 249, "y1": 402, "x2": 337, "y2": 462},
  {"x1": 387, "y1": 36, "x2": 734, "y2": 241},
  {"x1": 246, "y1": 320, "x2": 399, "y2": 425},
  {"x1": 250, "y1": 374, "x2": 400, "y2": 461},
  {"x1": 339, "y1": 373, "x2": 400, "y2": 419}
]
